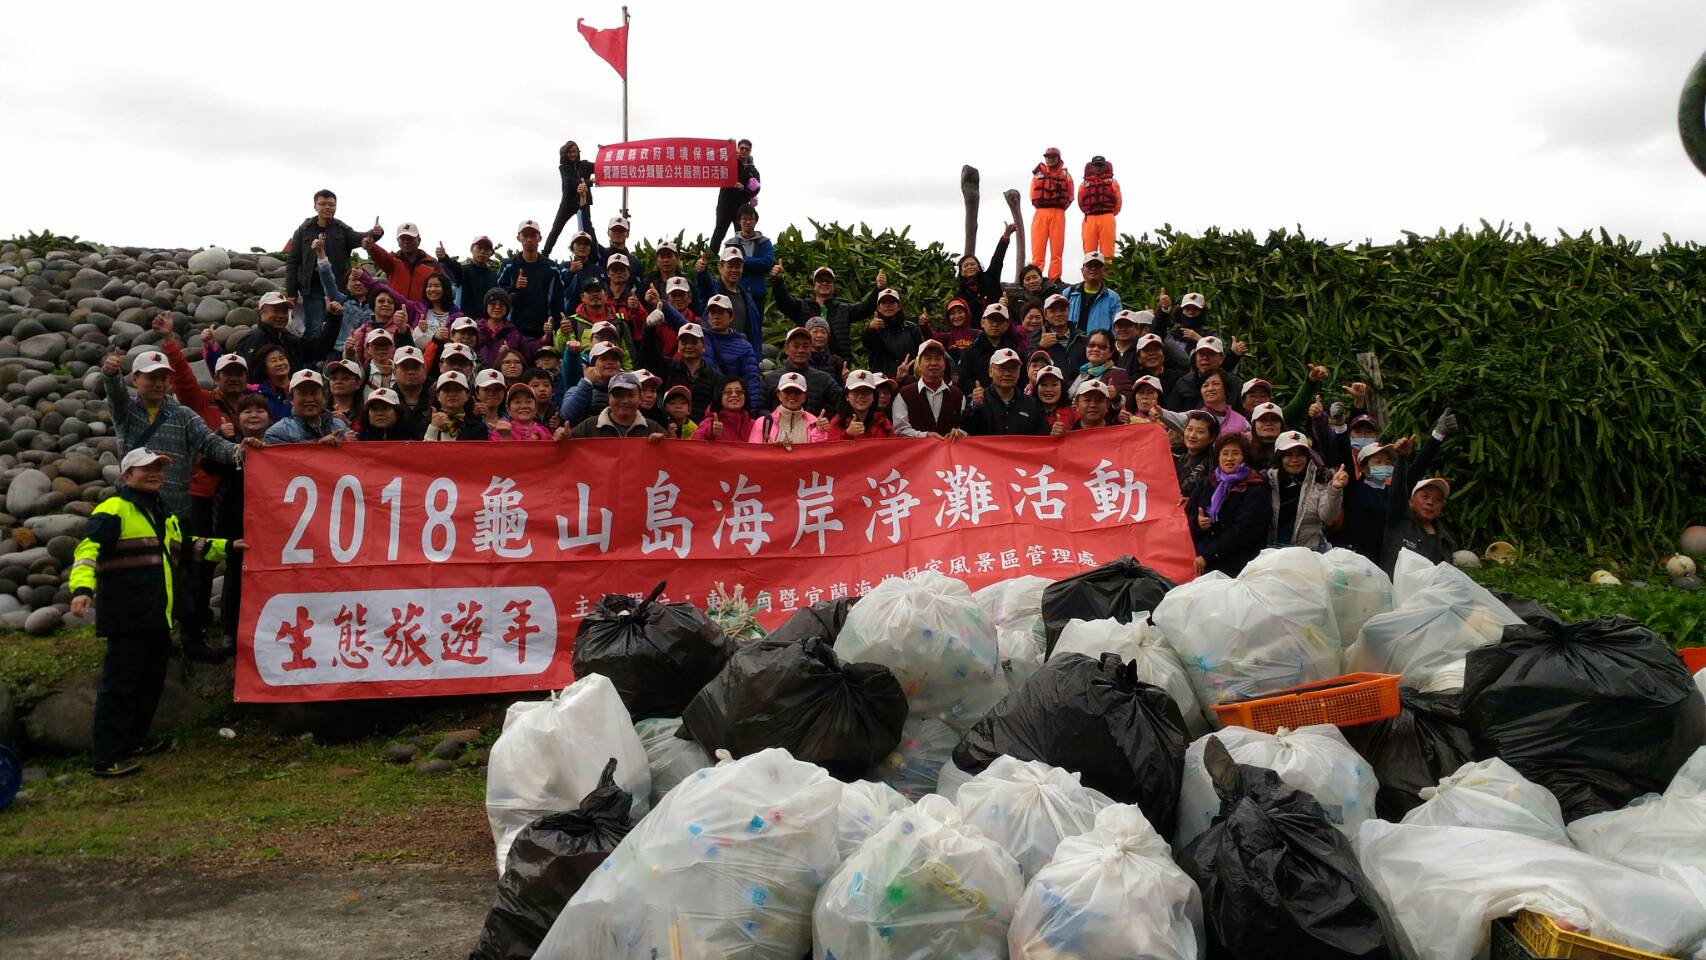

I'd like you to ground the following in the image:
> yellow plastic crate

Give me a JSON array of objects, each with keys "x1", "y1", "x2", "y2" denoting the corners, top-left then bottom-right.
[{"x1": 1514, "y1": 910, "x2": 1676, "y2": 960}]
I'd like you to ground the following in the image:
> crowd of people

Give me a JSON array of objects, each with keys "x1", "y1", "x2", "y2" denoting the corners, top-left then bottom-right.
[{"x1": 71, "y1": 142, "x2": 1462, "y2": 776}]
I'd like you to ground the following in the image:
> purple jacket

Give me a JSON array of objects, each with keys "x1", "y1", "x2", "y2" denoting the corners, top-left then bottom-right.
[{"x1": 474, "y1": 320, "x2": 538, "y2": 368}]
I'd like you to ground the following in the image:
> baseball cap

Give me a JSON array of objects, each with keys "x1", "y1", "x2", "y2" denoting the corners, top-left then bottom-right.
[
  {"x1": 606, "y1": 253, "x2": 630, "y2": 269},
  {"x1": 589, "y1": 320, "x2": 619, "y2": 338},
  {"x1": 1132, "y1": 309, "x2": 1156, "y2": 327},
  {"x1": 1035, "y1": 365, "x2": 1065, "y2": 383},
  {"x1": 505, "y1": 381, "x2": 536, "y2": 400},
  {"x1": 988, "y1": 348, "x2": 1021, "y2": 368},
  {"x1": 326, "y1": 359, "x2": 362, "y2": 380},
  {"x1": 579, "y1": 278, "x2": 606, "y2": 293},
  {"x1": 364, "y1": 387, "x2": 400, "y2": 408},
  {"x1": 706, "y1": 294, "x2": 733, "y2": 311},
  {"x1": 365, "y1": 327, "x2": 395, "y2": 345},
  {"x1": 1082, "y1": 251, "x2": 1106, "y2": 266},
  {"x1": 214, "y1": 352, "x2": 248, "y2": 373},
  {"x1": 805, "y1": 317, "x2": 830, "y2": 333},
  {"x1": 131, "y1": 350, "x2": 171, "y2": 374},
  {"x1": 916, "y1": 339, "x2": 948, "y2": 359},
  {"x1": 1043, "y1": 146, "x2": 1061, "y2": 157},
  {"x1": 393, "y1": 345, "x2": 425, "y2": 366},
  {"x1": 877, "y1": 288, "x2": 900, "y2": 302},
  {"x1": 120, "y1": 448, "x2": 172, "y2": 473},
  {"x1": 1073, "y1": 378, "x2": 1115, "y2": 398},
  {"x1": 1135, "y1": 333, "x2": 1164, "y2": 351},
  {"x1": 982, "y1": 303, "x2": 1010, "y2": 320},
  {"x1": 777, "y1": 371, "x2": 807, "y2": 393},
  {"x1": 1356, "y1": 441, "x2": 1390, "y2": 464},
  {"x1": 607, "y1": 216, "x2": 630, "y2": 231},
  {"x1": 677, "y1": 322, "x2": 705, "y2": 340},
  {"x1": 589, "y1": 341, "x2": 622, "y2": 360},
  {"x1": 663, "y1": 384, "x2": 692, "y2": 403},
  {"x1": 1043, "y1": 293, "x2": 1068, "y2": 311},
  {"x1": 1251, "y1": 401, "x2": 1284, "y2": 422},
  {"x1": 451, "y1": 316, "x2": 479, "y2": 333},
  {"x1": 1412, "y1": 477, "x2": 1451, "y2": 498},
  {"x1": 1112, "y1": 310, "x2": 1139, "y2": 327},
  {"x1": 1349, "y1": 414, "x2": 1379, "y2": 432},
  {"x1": 396, "y1": 222, "x2": 421, "y2": 240},
  {"x1": 633, "y1": 368, "x2": 663, "y2": 387},
  {"x1": 784, "y1": 326, "x2": 811, "y2": 342},
  {"x1": 517, "y1": 219, "x2": 542, "y2": 235},
  {"x1": 1240, "y1": 378, "x2": 1272, "y2": 399},
  {"x1": 441, "y1": 343, "x2": 476, "y2": 363},
  {"x1": 665, "y1": 276, "x2": 691, "y2": 294},
  {"x1": 1133, "y1": 375, "x2": 1163, "y2": 393},
  {"x1": 1274, "y1": 430, "x2": 1313, "y2": 454},
  {"x1": 435, "y1": 370, "x2": 470, "y2": 390},
  {"x1": 474, "y1": 369, "x2": 506, "y2": 389},
  {"x1": 718, "y1": 247, "x2": 744, "y2": 262},
  {"x1": 1028, "y1": 349, "x2": 1052, "y2": 363},
  {"x1": 471, "y1": 234, "x2": 493, "y2": 248},
  {"x1": 655, "y1": 239, "x2": 677, "y2": 253},
  {"x1": 1193, "y1": 336, "x2": 1224, "y2": 355},
  {"x1": 812, "y1": 266, "x2": 836, "y2": 280},
  {"x1": 257, "y1": 291, "x2": 292, "y2": 310},
  {"x1": 1181, "y1": 292, "x2": 1207, "y2": 310},
  {"x1": 845, "y1": 369, "x2": 877, "y2": 391},
  {"x1": 607, "y1": 372, "x2": 640, "y2": 393},
  {"x1": 570, "y1": 230, "x2": 594, "y2": 246},
  {"x1": 288, "y1": 369, "x2": 325, "y2": 392}
]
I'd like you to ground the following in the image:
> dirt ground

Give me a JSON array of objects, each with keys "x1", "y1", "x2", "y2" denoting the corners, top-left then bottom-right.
[{"x1": 1, "y1": 860, "x2": 494, "y2": 959}]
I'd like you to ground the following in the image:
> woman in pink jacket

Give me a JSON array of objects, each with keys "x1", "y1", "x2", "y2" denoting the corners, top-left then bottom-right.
[{"x1": 748, "y1": 372, "x2": 826, "y2": 448}]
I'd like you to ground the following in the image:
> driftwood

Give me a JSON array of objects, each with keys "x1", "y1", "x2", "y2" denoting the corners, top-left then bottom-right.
[
  {"x1": 1004, "y1": 189, "x2": 1025, "y2": 284},
  {"x1": 961, "y1": 165, "x2": 980, "y2": 260}
]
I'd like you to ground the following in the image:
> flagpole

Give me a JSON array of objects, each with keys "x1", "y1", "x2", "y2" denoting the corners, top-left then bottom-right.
[{"x1": 621, "y1": 5, "x2": 630, "y2": 217}]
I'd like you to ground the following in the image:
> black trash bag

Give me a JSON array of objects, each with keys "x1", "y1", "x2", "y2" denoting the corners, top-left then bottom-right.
[
  {"x1": 1179, "y1": 738, "x2": 1392, "y2": 960},
  {"x1": 468, "y1": 758, "x2": 634, "y2": 960},
  {"x1": 681, "y1": 634, "x2": 908, "y2": 780},
  {"x1": 1341, "y1": 686, "x2": 1480, "y2": 820},
  {"x1": 1488, "y1": 589, "x2": 1563, "y2": 628},
  {"x1": 1040, "y1": 556, "x2": 1175, "y2": 652},
  {"x1": 1462, "y1": 614, "x2": 1706, "y2": 821},
  {"x1": 572, "y1": 582, "x2": 735, "y2": 721},
  {"x1": 952, "y1": 652, "x2": 1187, "y2": 835},
  {"x1": 765, "y1": 596, "x2": 859, "y2": 648}
]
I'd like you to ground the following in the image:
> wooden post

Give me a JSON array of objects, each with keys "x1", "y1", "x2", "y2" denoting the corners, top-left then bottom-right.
[
  {"x1": 960, "y1": 165, "x2": 980, "y2": 259},
  {"x1": 1004, "y1": 189, "x2": 1025, "y2": 284}
]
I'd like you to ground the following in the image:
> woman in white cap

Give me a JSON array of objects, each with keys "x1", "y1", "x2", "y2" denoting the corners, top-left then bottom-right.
[
  {"x1": 249, "y1": 344, "x2": 295, "y2": 421},
  {"x1": 356, "y1": 389, "x2": 413, "y2": 441},
  {"x1": 1265, "y1": 431, "x2": 1348, "y2": 550},
  {"x1": 324, "y1": 358, "x2": 364, "y2": 425},
  {"x1": 1186, "y1": 432, "x2": 1272, "y2": 576},
  {"x1": 750, "y1": 371, "x2": 826, "y2": 447},
  {"x1": 424, "y1": 371, "x2": 487, "y2": 441},
  {"x1": 1032, "y1": 365, "x2": 1073, "y2": 434},
  {"x1": 344, "y1": 288, "x2": 414, "y2": 367},
  {"x1": 491, "y1": 381, "x2": 554, "y2": 441},
  {"x1": 473, "y1": 369, "x2": 508, "y2": 434},
  {"x1": 1340, "y1": 411, "x2": 1456, "y2": 566},
  {"x1": 824, "y1": 369, "x2": 894, "y2": 440}
]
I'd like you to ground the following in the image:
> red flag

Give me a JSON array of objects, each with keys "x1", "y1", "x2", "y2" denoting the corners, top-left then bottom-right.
[{"x1": 577, "y1": 18, "x2": 628, "y2": 79}]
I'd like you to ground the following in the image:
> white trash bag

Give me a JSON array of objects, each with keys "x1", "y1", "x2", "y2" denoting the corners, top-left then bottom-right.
[
  {"x1": 975, "y1": 575, "x2": 1051, "y2": 690},
  {"x1": 1695, "y1": 666, "x2": 1705, "y2": 700},
  {"x1": 1400, "y1": 757, "x2": 1569, "y2": 845},
  {"x1": 485, "y1": 673, "x2": 650, "y2": 874},
  {"x1": 539, "y1": 748, "x2": 843, "y2": 960},
  {"x1": 633, "y1": 716, "x2": 712, "y2": 807},
  {"x1": 1153, "y1": 547, "x2": 1343, "y2": 712},
  {"x1": 814, "y1": 794, "x2": 1025, "y2": 960},
  {"x1": 1316, "y1": 547, "x2": 1393, "y2": 640},
  {"x1": 837, "y1": 779, "x2": 910, "y2": 860},
  {"x1": 1176, "y1": 724, "x2": 1376, "y2": 850},
  {"x1": 1055, "y1": 617, "x2": 1210, "y2": 737},
  {"x1": 1568, "y1": 747, "x2": 1706, "y2": 908},
  {"x1": 955, "y1": 756, "x2": 1115, "y2": 882},
  {"x1": 1344, "y1": 549, "x2": 1523, "y2": 692},
  {"x1": 938, "y1": 757, "x2": 977, "y2": 802},
  {"x1": 1355, "y1": 819, "x2": 1706, "y2": 960},
  {"x1": 837, "y1": 570, "x2": 1003, "y2": 728},
  {"x1": 1008, "y1": 804, "x2": 1203, "y2": 960},
  {"x1": 871, "y1": 715, "x2": 963, "y2": 800}
]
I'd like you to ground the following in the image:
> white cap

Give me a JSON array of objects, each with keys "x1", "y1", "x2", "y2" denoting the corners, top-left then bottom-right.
[
  {"x1": 1135, "y1": 333, "x2": 1163, "y2": 351},
  {"x1": 1240, "y1": 378, "x2": 1272, "y2": 399},
  {"x1": 1251, "y1": 401, "x2": 1284, "y2": 422},
  {"x1": 257, "y1": 291, "x2": 292, "y2": 310},
  {"x1": 606, "y1": 253, "x2": 630, "y2": 269},
  {"x1": 471, "y1": 233, "x2": 493, "y2": 248},
  {"x1": 517, "y1": 219, "x2": 542, "y2": 234},
  {"x1": 988, "y1": 348, "x2": 1021, "y2": 368},
  {"x1": 784, "y1": 325, "x2": 811, "y2": 342},
  {"x1": 441, "y1": 343, "x2": 476, "y2": 363},
  {"x1": 435, "y1": 370, "x2": 470, "y2": 390},
  {"x1": 120, "y1": 448, "x2": 172, "y2": 473},
  {"x1": 706, "y1": 294, "x2": 733, "y2": 311},
  {"x1": 326, "y1": 358, "x2": 362, "y2": 380},
  {"x1": 845, "y1": 369, "x2": 877, "y2": 391},
  {"x1": 777, "y1": 371, "x2": 808, "y2": 393},
  {"x1": 1357, "y1": 441, "x2": 1390, "y2": 464},
  {"x1": 474, "y1": 369, "x2": 506, "y2": 389},
  {"x1": 590, "y1": 320, "x2": 618, "y2": 338},
  {"x1": 1082, "y1": 251, "x2": 1106, "y2": 266},
  {"x1": 451, "y1": 316, "x2": 478, "y2": 332},
  {"x1": 916, "y1": 339, "x2": 948, "y2": 359},
  {"x1": 396, "y1": 222, "x2": 421, "y2": 239},
  {"x1": 1132, "y1": 309, "x2": 1156, "y2": 327},
  {"x1": 1073, "y1": 378, "x2": 1115, "y2": 398},
  {"x1": 131, "y1": 350, "x2": 171, "y2": 374},
  {"x1": 982, "y1": 302, "x2": 1010, "y2": 320},
  {"x1": 288, "y1": 369, "x2": 325, "y2": 392},
  {"x1": 607, "y1": 216, "x2": 629, "y2": 231},
  {"x1": 813, "y1": 265, "x2": 836, "y2": 280},
  {"x1": 1043, "y1": 293, "x2": 1068, "y2": 311},
  {"x1": 633, "y1": 368, "x2": 662, "y2": 387},
  {"x1": 655, "y1": 239, "x2": 677, "y2": 253},
  {"x1": 1274, "y1": 430, "x2": 1313, "y2": 453},
  {"x1": 1412, "y1": 477, "x2": 1451, "y2": 498},
  {"x1": 1194, "y1": 336, "x2": 1224, "y2": 355},
  {"x1": 665, "y1": 276, "x2": 691, "y2": 294},
  {"x1": 1034, "y1": 364, "x2": 1064, "y2": 383},
  {"x1": 677, "y1": 322, "x2": 705, "y2": 339},
  {"x1": 570, "y1": 230, "x2": 593, "y2": 245},
  {"x1": 589, "y1": 340, "x2": 622, "y2": 360},
  {"x1": 364, "y1": 387, "x2": 400, "y2": 408},
  {"x1": 393, "y1": 345, "x2": 425, "y2": 366},
  {"x1": 1112, "y1": 309, "x2": 1139, "y2": 326},
  {"x1": 1181, "y1": 292, "x2": 1206, "y2": 310},
  {"x1": 365, "y1": 327, "x2": 395, "y2": 345},
  {"x1": 877, "y1": 288, "x2": 900, "y2": 302},
  {"x1": 1133, "y1": 374, "x2": 1163, "y2": 393},
  {"x1": 214, "y1": 353, "x2": 248, "y2": 373},
  {"x1": 718, "y1": 247, "x2": 743, "y2": 262}
]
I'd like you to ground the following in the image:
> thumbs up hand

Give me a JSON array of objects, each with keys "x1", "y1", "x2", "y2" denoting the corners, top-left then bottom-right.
[{"x1": 1196, "y1": 508, "x2": 1212, "y2": 530}]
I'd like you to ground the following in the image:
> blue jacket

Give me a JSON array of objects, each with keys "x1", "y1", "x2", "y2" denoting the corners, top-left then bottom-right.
[
  {"x1": 494, "y1": 254, "x2": 566, "y2": 338},
  {"x1": 1067, "y1": 283, "x2": 1124, "y2": 334},
  {"x1": 263, "y1": 412, "x2": 348, "y2": 445},
  {"x1": 693, "y1": 269, "x2": 765, "y2": 355},
  {"x1": 658, "y1": 300, "x2": 761, "y2": 415},
  {"x1": 722, "y1": 232, "x2": 775, "y2": 314}
]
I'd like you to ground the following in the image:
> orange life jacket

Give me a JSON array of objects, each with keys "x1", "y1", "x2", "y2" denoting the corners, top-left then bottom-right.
[{"x1": 1031, "y1": 164, "x2": 1073, "y2": 209}]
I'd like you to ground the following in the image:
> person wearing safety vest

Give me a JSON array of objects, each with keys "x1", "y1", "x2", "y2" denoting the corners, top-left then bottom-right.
[
  {"x1": 1078, "y1": 155, "x2": 1123, "y2": 260},
  {"x1": 69, "y1": 448, "x2": 248, "y2": 778},
  {"x1": 1029, "y1": 147, "x2": 1074, "y2": 282}
]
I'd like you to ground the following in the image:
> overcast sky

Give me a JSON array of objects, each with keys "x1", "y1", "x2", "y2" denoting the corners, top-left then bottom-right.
[{"x1": 6, "y1": 0, "x2": 1706, "y2": 268}]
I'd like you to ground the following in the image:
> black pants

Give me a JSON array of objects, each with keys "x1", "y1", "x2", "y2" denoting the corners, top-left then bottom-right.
[
  {"x1": 91, "y1": 630, "x2": 171, "y2": 768},
  {"x1": 710, "y1": 200, "x2": 740, "y2": 251},
  {"x1": 221, "y1": 551, "x2": 243, "y2": 647},
  {"x1": 180, "y1": 497, "x2": 217, "y2": 656},
  {"x1": 543, "y1": 196, "x2": 592, "y2": 257}
]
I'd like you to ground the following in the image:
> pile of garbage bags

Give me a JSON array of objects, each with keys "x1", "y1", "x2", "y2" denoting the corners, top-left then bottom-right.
[{"x1": 572, "y1": 582, "x2": 735, "y2": 720}]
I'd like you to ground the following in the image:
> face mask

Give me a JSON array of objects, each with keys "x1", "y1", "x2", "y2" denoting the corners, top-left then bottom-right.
[
  {"x1": 1368, "y1": 464, "x2": 1394, "y2": 483},
  {"x1": 1350, "y1": 436, "x2": 1374, "y2": 451}
]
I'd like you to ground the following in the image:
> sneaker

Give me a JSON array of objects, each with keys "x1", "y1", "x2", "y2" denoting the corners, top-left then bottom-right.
[
  {"x1": 92, "y1": 759, "x2": 142, "y2": 778},
  {"x1": 131, "y1": 739, "x2": 171, "y2": 757}
]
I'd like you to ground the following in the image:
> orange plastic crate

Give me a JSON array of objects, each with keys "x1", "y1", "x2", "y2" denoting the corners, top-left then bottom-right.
[
  {"x1": 1514, "y1": 910, "x2": 1676, "y2": 960},
  {"x1": 1210, "y1": 672, "x2": 1401, "y2": 733},
  {"x1": 1681, "y1": 647, "x2": 1706, "y2": 674}
]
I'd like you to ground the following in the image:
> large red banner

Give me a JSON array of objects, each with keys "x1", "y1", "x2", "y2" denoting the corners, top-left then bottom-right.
[
  {"x1": 236, "y1": 429, "x2": 1195, "y2": 703},
  {"x1": 593, "y1": 138, "x2": 740, "y2": 188}
]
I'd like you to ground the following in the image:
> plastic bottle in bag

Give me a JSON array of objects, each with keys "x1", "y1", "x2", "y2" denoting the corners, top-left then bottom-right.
[
  {"x1": 1176, "y1": 724, "x2": 1376, "y2": 850},
  {"x1": 1400, "y1": 757, "x2": 1569, "y2": 845},
  {"x1": 836, "y1": 779, "x2": 910, "y2": 860},
  {"x1": 1567, "y1": 747, "x2": 1706, "y2": 908},
  {"x1": 870, "y1": 715, "x2": 962, "y2": 801},
  {"x1": 974, "y1": 575, "x2": 1051, "y2": 691},
  {"x1": 1317, "y1": 547, "x2": 1393, "y2": 641},
  {"x1": 632, "y1": 717, "x2": 711, "y2": 807},
  {"x1": 1340, "y1": 686, "x2": 1479, "y2": 820},
  {"x1": 836, "y1": 571, "x2": 1003, "y2": 729},
  {"x1": 1053, "y1": 617, "x2": 1210, "y2": 737},
  {"x1": 572, "y1": 582, "x2": 736, "y2": 720},
  {"x1": 954, "y1": 756, "x2": 1114, "y2": 882},
  {"x1": 1344, "y1": 550, "x2": 1521, "y2": 692}
]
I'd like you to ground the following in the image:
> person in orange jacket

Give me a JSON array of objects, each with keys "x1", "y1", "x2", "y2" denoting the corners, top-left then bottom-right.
[
  {"x1": 1079, "y1": 155, "x2": 1122, "y2": 259},
  {"x1": 362, "y1": 220, "x2": 439, "y2": 302},
  {"x1": 1029, "y1": 147, "x2": 1074, "y2": 282}
]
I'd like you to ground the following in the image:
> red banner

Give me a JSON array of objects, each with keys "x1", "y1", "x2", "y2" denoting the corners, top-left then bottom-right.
[
  {"x1": 593, "y1": 138, "x2": 740, "y2": 189},
  {"x1": 235, "y1": 429, "x2": 1195, "y2": 703}
]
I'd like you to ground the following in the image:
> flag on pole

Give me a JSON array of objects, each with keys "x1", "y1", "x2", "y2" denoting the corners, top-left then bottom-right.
[{"x1": 577, "y1": 17, "x2": 629, "y2": 79}]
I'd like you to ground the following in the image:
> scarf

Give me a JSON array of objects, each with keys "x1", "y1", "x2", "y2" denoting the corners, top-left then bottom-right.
[
  {"x1": 1207, "y1": 464, "x2": 1257, "y2": 523},
  {"x1": 1080, "y1": 360, "x2": 1113, "y2": 378}
]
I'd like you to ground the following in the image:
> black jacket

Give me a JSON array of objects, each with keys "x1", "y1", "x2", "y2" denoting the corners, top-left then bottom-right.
[
  {"x1": 957, "y1": 330, "x2": 1026, "y2": 394},
  {"x1": 1165, "y1": 356, "x2": 1244, "y2": 412},
  {"x1": 440, "y1": 258, "x2": 499, "y2": 319},
  {"x1": 770, "y1": 280, "x2": 878, "y2": 361},
  {"x1": 716, "y1": 159, "x2": 761, "y2": 212},
  {"x1": 1187, "y1": 473, "x2": 1273, "y2": 576},
  {"x1": 1379, "y1": 434, "x2": 1454, "y2": 573},
  {"x1": 560, "y1": 158, "x2": 595, "y2": 209},
  {"x1": 286, "y1": 216, "x2": 367, "y2": 299},
  {"x1": 965, "y1": 389, "x2": 1048, "y2": 436},
  {"x1": 494, "y1": 254, "x2": 565, "y2": 337},
  {"x1": 1341, "y1": 434, "x2": 1440, "y2": 563},
  {"x1": 760, "y1": 361, "x2": 841, "y2": 417},
  {"x1": 862, "y1": 317, "x2": 924, "y2": 378},
  {"x1": 237, "y1": 318, "x2": 340, "y2": 372},
  {"x1": 955, "y1": 235, "x2": 1011, "y2": 318}
]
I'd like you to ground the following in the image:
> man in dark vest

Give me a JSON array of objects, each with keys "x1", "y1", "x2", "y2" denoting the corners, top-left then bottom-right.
[{"x1": 891, "y1": 340, "x2": 965, "y2": 441}]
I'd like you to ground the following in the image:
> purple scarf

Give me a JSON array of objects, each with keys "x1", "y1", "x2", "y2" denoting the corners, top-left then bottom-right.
[{"x1": 1207, "y1": 464, "x2": 1255, "y2": 523}]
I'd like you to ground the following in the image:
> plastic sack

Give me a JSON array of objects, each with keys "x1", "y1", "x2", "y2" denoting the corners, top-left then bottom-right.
[
  {"x1": 766, "y1": 596, "x2": 858, "y2": 648},
  {"x1": 953, "y1": 652, "x2": 1188, "y2": 837},
  {"x1": 1697, "y1": 666, "x2": 1706, "y2": 700},
  {"x1": 1317, "y1": 547, "x2": 1393, "y2": 641},
  {"x1": 813, "y1": 794, "x2": 1024, "y2": 960},
  {"x1": 538, "y1": 748, "x2": 843, "y2": 960},
  {"x1": 835, "y1": 570, "x2": 1002, "y2": 728},
  {"x1": 632, "y1": 717, "x2": 711, "y2": 807},
  {"x1": 1040, "y1": 556, "x2": 1175, "y2": 652},
  {"x1": 1181, "y1": 738, "x2": 1391, "y2": 960},
  {"x1": 1054, "y1": 617, "x2": 1210, "y2": 737},
  {"x1": 571, "y1": 582, "x2": 735, "y2": 720},
  {"x1": 1568, "y1": 747, "x2": 1706, "y2": 909},
  {"x1": 1400, "y1": 757, "x2": 1568, "y2": 845},
  {"x1": 469, "y1": 759, "x2": 635, "y2": 960},
  {"x1": 974, "y1": 575, "x2": 1050, "y2": 689},
  {"x1": 1008, "y1": 804, "x2": 1203, "y2": 960},
  {"x1": 1153, "y1": 547, "x2": 1343, "y2": 712},
  {"x1": 486, "y1": 674, "x2": 651, "y2": 875},
  {"x1": 955, "y1": 756, "x2": 1115, "y2": 882},
  {"x1": 1490, "y1": 589, "x2": 1564, "y2": 628},
  {"x1": 870, "y1": 714, "x2": 961, "y2": 800},
  {"x1": 1355, "y1": 819, "x2": 1706, "y2": 960},
  {"x1": 1341, "y1": 687, "x2": 1478, "y2": 820},
  {"x1": 1462, "y1": 614, "x2": 1706, "y2": 820},
  {"x1": 1344, "y1": 550, "x2": 1522, "y2": 692},
  {"x1": 1176, "y1": 723, "x2": 1377, "y2": 850},
  {"x1": 836, "y1": 779, "x2": 910, "y2": 860},
  {"x1": 937, "y1": 757, "x2": 976, "y2": 800},
  {"x1": 682, "y1": 634, "x2": 908, "y2": 780}
]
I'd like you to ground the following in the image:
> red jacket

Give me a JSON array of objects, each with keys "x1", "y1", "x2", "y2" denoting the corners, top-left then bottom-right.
[
  {"x1": 1078, "y1": 162, "x2": 1122, "y2": 216},
  {"x1": 164, "y1": 340, "x2": 234, "y2": 500},
  {"x1": 364, "y1": 243, "x2": 439, "y2": 303},
  {"x1": 823, "y1": 412, "x2": 895, "y2": 440},
  {"x1": 1030, "y1": 162, "x2": 1074, "y2": 209}
]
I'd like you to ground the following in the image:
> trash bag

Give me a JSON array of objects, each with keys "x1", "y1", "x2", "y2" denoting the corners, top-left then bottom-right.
[
  {"x1": 1340, "y1": 687, "x2": 1479, "y2": 821},
  {"x1": 813, "y1": 794, "x2": 1025, "y2": 960},
  {"x1": 1175, "y1": 724, "x2": 1377, "y2": 850},
  {"x1": 631, "y1": 717, "x2": 710, "y2": 807},
  {"x1": 766, "y1": 596, "x2": 859, "y2": 648},
  {"x1": 1152, "y1": 547, "x2": 1344, "y2": 712},
  {"x1": 955, "y1": 756, "x2": 1115, "y2": 882},
  {"x1": 1040, "y1": 556, "x2": 1175, "y2": 652},
  {"x1": 486, "y1": 674, "x2": 651, "y2": 875},
  {"x1": 1698, "y1": 666, "x2": 1706, "y2": 701},
  {"x1": 836, "y1": 779, "x2": 910, "y2": 859},
  {"x1": 572, "y1": 582, "x2": 735, "y2": 721},
  {"x1": 1355, "y1": 819, "x2": 1706, "y2": 960},
  {"x1": 974, "y1": 575, "x2": 1050, "y2": 690},
  {"x1": 870, "y1": 714, "x2": 961, "y2": 800},
  {"x1": 682, "y1": 634, "x2": 908, "y2": 780},
  {"x1": 538, "y1": 748, "x2": 843, "y2": 960},
  {"x1": 468, "y1": 759, "x2": 635, "y2": 960},
  {"x1": 937, "y1": 756, "x2": 976, "y2": 800},
  {"x1": 1461, "y1": 614, "x2": 1706, "y2": 820},
  {"x1": 835, "y1": 570, "x2": 1002, "y2": 729},
  {"x1": 1054, "y1": 617, "x2": 1210, "y2": 737},
  {"x1": 1568, "y1": 748, "x2": 1706, "y2": 908},
  {"x1": 953, "y1": 652, "x2": 1188, "y2": 837},
  {"x1": 1180, "y1": 738, "x2": 1391, "y2": 960},
  {"x1": 1008, "y1": 804, "x2": 1204, "y2": 960},
  {"x1": 1344, "y1": 550, "x2": 1522, "y2": 692},
  {"x1": 1489, "y1": 589, "x2": 1563, "y2": 628},
  {"x1": 1400, "y1": 757, "x2": 1569, "y2": 845},
  {"x1": 1317, "y1": 547, "x2": 1393, "y2": 641}
]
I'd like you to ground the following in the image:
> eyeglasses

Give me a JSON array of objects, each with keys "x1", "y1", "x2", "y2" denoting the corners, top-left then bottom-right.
[{"x1": 1086, "y1": 342, "x2": 1110, "y2": 351}]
